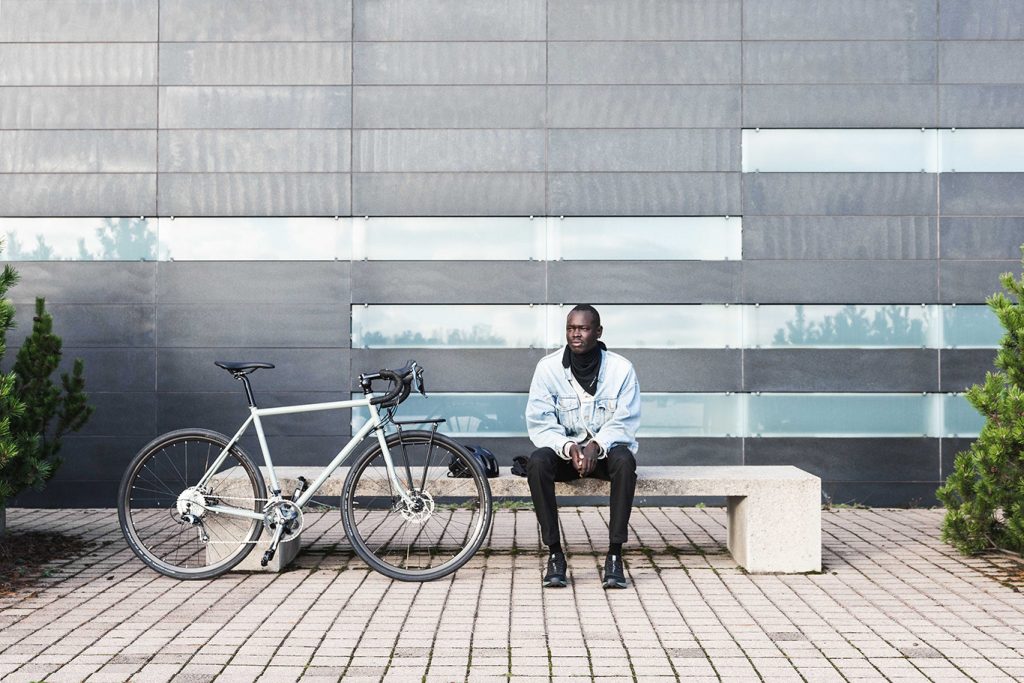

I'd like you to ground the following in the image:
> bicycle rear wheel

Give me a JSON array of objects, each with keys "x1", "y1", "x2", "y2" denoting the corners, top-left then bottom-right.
[
  {"x1": 118, "y1": 429, "x2": 267, "y2": 580},
  {"x1": 341, "y1": 430, "x2": 493, "y2": 581}
]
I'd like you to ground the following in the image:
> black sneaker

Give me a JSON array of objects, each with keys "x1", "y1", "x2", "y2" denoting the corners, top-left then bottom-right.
[
  {"x1": 603, "y1": 554, "x2": 627, "y2": 589},
  {"x1": 543, "y1": 551, "x2": 567, "y2": 588}
]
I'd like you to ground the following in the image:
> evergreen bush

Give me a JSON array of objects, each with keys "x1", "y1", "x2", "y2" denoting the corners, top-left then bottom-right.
[{"x1": 937, "y1": 254, "x2": 1024, "y2": 555}]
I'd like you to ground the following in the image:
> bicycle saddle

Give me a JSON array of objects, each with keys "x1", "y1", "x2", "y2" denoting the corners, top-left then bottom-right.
[{"x1": 214, "y1": 361, "x2": 275, "y2": 373}]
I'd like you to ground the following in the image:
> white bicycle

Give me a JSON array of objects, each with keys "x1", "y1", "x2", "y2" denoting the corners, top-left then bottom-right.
[{"x1": 117, "y1": 361, "x2": 493, "y2": 582}]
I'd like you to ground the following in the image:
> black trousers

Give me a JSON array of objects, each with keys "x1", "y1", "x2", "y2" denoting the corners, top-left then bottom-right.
[{"x1": 526, "y1": 445, "x2": 637, "y2": 547}]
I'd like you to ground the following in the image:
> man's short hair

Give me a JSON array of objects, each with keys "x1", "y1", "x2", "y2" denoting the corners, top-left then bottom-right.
[{"x1": 569, "y1": 304, "x2": 601, "y2": 327}]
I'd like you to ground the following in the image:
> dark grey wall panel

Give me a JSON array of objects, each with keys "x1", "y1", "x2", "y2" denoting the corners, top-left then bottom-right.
[
  {"x1": 352, "y1": 173, "x2": 544, "y2": 215},
  {"x1": 743, "y1": 261, "x2": 938, "y2": 303},
  {"x1": 8, "y1": 305, "x2": 155, "y2": 348},
  {"x1": 939, "y1": 0, "x2": 1024, "y2": 39},
  {"x1": 548, "y1": 130, "x2": 738, "y2": 172},
  {"x1": 823, "y1": 482, "x2": 939, "y2": 507},
  {"x1": 159, "y1": 43, "x2": 351, "y2": 86},
  {"x1": 160, "y1": 0, "x2": 351, "y2": 41},
  {"x1": 78, "y1": 392, "x2": 157, "y2": 437},
  {"x1": 157, "y1": 173, "x2": 349, "y2": 216},
  {"x1": 5, "y1": 262, "x2": 155, "y2": 304},
  {"x1": 548, "y1": 42, "x2": 740, "y2": 85},
  {"x1": 157, "y1": 392, "x2": 350, "y2": 436},
  {"x1": 0, "y1": 87, "x2": 157, "y2": 129},
  {"x1": 159, "y1": 86, "x2": 352, "y2": 128},
  {"x1": 157, "y1": 262, "x2": 347, "y2": 304},
  {"x1": 158, "y1": 348, "x2": 350, "y2": 393},
  {"x1": 746, "y1": 438, "x2": 939, "y2": 481},
  {"x1": 159, "y1": 130, "x2": 351, "y2": 173},
  {"x1": 743, "y1": 173, "x2": 937, "y2": 216},
  {"x1": 940, "y1": 85, "x2": 1024, "y2": 126},
  {"x1": 940, "y1": 261, "x2": 1021, "y2": 303},
  {"x1": 354, "y1": 0, "x2": 544, "y2": 40},
  {"x1": 351, "y1": 261, "x2": 546, "y2": 304},
  {"x1": 548, "y1": 0, "x2": 740, "y2": 40},
  {"x1": 353, "y1": 86, "x2": 545, "y2": 128},
  {"x1": 625, "y1": 349, "x2": 742, "y2": 392},
  {"x1": 63, "y1": 348, "x2": 156, "y2": 393},
  {"x1": 743, "y1": 85, "x2": 936, "y2": 126},
  {"x1": 351, "y1": 349, "x2": 544, "y2": 392},
  {"x1": 548, "y1": 85, "x2": 740, "y2": 128},
  {"x1": 743, "y1": 216, "x2": 937, "y2": 260},
  {"x1": 13, "y1": 480, "x2": 121, "y2": 508},
  {"x1": 0, "y1": 131, "x2": 156, "y2": 173},
  {"x1": 0, "y1": 0, "x2": 158, "y2": 41},
  {"x1": 26, "y1": 437, "x2": 151, "y2": 482},
  {"x1": 743, "y1": 0, "x2": 936, "y2": 39},
  {"x1": 549, "y1": 261, "x2": 741, "y2": 304},
  {"x1": 157, "y1": 304, "x2": 347, "y2": 347},
  {"x1": 940, "y1": 42, "x2": 1024, "y2": 84},
  {"x1": 941, "y1": 438, "x2": 975, "y2": 480},
  {"x1": 940, "y1": 218, "x2": 1024, "y2": 259},
  {"x1": 940, "y1": 174, "x2": 1024, "y2": 216},
  {"x1": 744, "y1": 349, "x2": 939, "y2": 392},
  {"x1": 940, "y1": 349, "x2": 997, "y2": 392},
  {"x1": 743, "y1": 41, "x2": 936, "y2": 84},
  {"x1": 549, "y1": 172, "x2": 739, "y2": 215},
  {"x1": 353, "y1": 130, "x2": 545, "y2": 173},
  {"x1": 0, "y1": 174, "x2": 156, "y2": 216},
  {"x1": 0, "y1": 44, "x2": 157, "y2": 86},
  {"x1": 353, "y1": 43, "x2": 545, "y2": 85},
  {"x1": 643, "y1": 438, "x2": 742, "y2": 467}
]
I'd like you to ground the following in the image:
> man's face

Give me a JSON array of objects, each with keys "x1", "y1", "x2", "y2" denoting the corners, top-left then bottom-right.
[{"x1": 565, "y1": 310, "x2": 602, "y2": 355}]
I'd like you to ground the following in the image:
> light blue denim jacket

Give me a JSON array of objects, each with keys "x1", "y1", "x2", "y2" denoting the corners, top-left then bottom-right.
[{"x1": 526, "y1": 348, "x2": 640, "y2": 457}]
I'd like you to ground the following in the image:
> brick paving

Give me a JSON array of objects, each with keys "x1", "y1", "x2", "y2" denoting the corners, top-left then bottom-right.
[{"x1": 1, "y1": 507, "x2": 1023, "y2": 682}]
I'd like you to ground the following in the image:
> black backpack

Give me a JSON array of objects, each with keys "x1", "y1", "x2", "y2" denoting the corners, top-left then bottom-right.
[{"x1": 448, "y1": 444, "x2": 499, "y2": 478}]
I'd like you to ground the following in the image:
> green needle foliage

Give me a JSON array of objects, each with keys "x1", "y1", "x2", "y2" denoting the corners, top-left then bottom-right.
[
  {"x1": 0, "y1": 240, "x2": 93, "y2": 509},
  {"x1": 937, "y1": 251, "x2": 1024, "y2": 555}
]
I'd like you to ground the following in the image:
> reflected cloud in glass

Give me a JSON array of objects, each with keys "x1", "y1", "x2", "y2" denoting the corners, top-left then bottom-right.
[
  {"x1": 158, "y1": 217, "x2": 348, "y2": 261},
  {"x1": 940, "y1": 129, "x2": 1024, "y2": 172},
  {"x1": 742, "y1": 129, "x2": 938, "y2": 172},
  {"x1": 550, "y1": 216, "x2": 741, "y2": 260},
  {"x1": 353, "y1": 305, "x2": 545, "y2": 348},
  {"x1": 353, "y1": 217, "x2": 544, "y2": 260},
  {"x1": 1, "y1": 217, "x2": 156, "y2": 261}
]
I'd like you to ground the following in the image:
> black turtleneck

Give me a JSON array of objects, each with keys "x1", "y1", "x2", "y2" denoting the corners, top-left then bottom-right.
[{"x1": 562, "y1": 341, "x2": 606, "y2": 396}]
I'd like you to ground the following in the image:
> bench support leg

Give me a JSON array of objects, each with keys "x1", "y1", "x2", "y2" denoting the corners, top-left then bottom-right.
[{"x1": 726, "y1": 484, "x2": 821, "y2": 573}]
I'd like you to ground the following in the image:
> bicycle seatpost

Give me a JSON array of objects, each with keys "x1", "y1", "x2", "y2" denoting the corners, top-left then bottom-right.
[{"x1": 234, "y1": 373, "x2": 257, "y2": 407}]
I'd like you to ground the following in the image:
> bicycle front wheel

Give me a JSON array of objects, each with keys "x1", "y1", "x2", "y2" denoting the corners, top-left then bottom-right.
[
  {"x1": 341, "y1": 431, "x2": 493, "y2": 581},
  {"x1": 118, "y1": 429, "x2": 267, "y2": 580}
]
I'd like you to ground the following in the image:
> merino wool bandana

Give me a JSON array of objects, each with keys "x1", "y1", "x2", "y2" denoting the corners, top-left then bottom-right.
[{"x1": 562, "y1": 341, "x2": 606, "y2": 396}]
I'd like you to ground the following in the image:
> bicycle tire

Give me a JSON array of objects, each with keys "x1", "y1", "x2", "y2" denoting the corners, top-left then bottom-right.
[
  {"x1": 341, "y1": 430, "x2": 493, "y2": 581},
  {"x1": 118, "y1": 429, "x2": 267, "y2": 580}
]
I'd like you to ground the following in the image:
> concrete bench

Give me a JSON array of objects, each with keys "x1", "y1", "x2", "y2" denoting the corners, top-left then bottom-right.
[{"x1": 233, "y1": 465, "x2": 822, "y2": 574}]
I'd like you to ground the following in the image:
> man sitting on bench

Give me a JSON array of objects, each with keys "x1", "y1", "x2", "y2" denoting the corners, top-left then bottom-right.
[{"x1": 525, "y1": 304, "x2": 640, "y2": 589}]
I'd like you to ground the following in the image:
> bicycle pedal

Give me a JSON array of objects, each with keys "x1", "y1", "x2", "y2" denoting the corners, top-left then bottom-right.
[{"x1": 261, "y1": 549, "x2": 275, "y2": 567}]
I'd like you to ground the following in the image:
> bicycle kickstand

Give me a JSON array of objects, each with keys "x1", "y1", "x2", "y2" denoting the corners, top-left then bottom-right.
[{"x1": 261, "y1": 520, "x2": 286, "y2": 567}]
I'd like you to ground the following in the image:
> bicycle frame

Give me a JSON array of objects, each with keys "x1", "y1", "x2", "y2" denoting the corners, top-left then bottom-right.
[{"x1": 194, "y1": 395, "x2": 410, "y2": 522}]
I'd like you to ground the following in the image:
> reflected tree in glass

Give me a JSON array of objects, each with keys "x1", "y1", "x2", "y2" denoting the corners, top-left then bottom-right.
[
  {"x1": 3, "y1": 233, "x2": 56, "y2": 261},
  {"x1": 772, "y1": 305, "x2": 925, "y2": 347},
  {"x1": 76, "y1": 218, "x2": 157, "y2": 261}
]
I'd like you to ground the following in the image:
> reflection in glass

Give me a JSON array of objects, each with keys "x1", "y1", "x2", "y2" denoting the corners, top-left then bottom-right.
[
  {"x1": 352, "y1": 393, "x2": 528, "y2": 438},
  {"x1": 352, "y1": 305, "x2": 545, "y2": 348},
  {"x1": 353, "y1": 217, "x2": 544, "y2": 260},
  {"x1": 158, "y1": 217, "x2": 349, "y2": 261},
  {"x1": 940, "y1": 129, "x2": 1024, "y2": 172},
  {"x1": 942, "y1": 394, "x2": 984, "y2": 437},
  {"x1": 742, "y1": 129, "x2": 938, "y2": 172},
  {"x1": 1, "y1": 218, "x2": 156, "y2": 261},
  {"x1": 546, "y1": 305, "x2": 742, "y2": 348},
  {"x1": 640, "y1": 393, "x2": 740, "y2": 437},
  {"x1": 549, "y1": 216, "x2": 741, "y2": 260},
  {"x1": 748, "y1": 393, "x2": 934, "y2": 437},
  {"x1": 748, "y1": 304, "x2": 935, "y2": 348},
  {"x1": 941, "y1": 305, "x2": 1002, "y2": 348}
]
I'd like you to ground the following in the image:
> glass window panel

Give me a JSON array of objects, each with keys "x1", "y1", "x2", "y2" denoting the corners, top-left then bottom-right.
[
  {"x1": 353, "y1": 217, "x2": 544, "y2": 260},
  {"x1": 748, "y1": 393, "x2": 935, "y2": 437},
  {"x1": 942, "y1": 394, "x2": 984, "y2": 437},
  {"x1": 742, "y1": 129, "x2": 938, "y2": 173},
  {"x1": 0, "y1": 217, "x2": 156, "y2": 261},
  {"x1": 549, "y1": 216, "x2": 741, "y2": 260},
  {"x1": 941, "y1": 305, "x2": 1001, "y2": 348},
  {"x1": 352, "y1": 305, "x2": 546, "y2": 348},
  {"x1": 351, "y1": 393, "x2": 528, "y2": 438},
  {"x1": 158, "y1": 217, "x2": 348, "y2": 261},
  {"x1": 546, "y1": 305, "x2": 741, "y2": 348},
  {"x1": 746, "y1": 305, "x2": 935, "y2": 348},
  {"x1": 640, "y1": 393, "x2": 741, "y2": 437},
  {"x1": 940, "y1": 129, "x2": 1024, "y2": 172}
]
